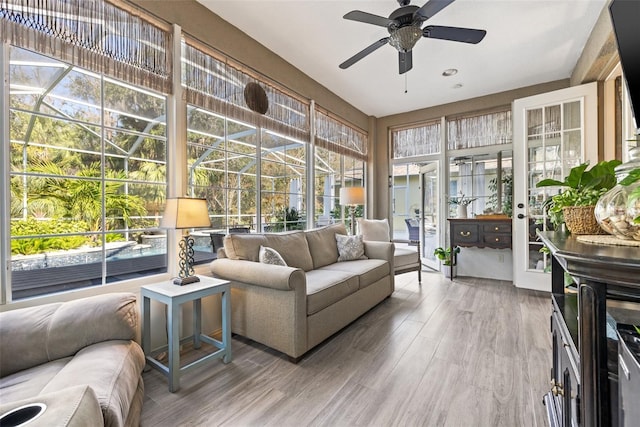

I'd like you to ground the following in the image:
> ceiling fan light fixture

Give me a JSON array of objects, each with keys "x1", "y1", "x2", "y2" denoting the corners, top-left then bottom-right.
[{"x1": 389, "y1": 24, "x2": 423, "y2": 52}]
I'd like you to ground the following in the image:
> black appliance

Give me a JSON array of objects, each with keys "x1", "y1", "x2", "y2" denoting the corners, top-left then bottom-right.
[
  {"x1": 617, "y1": 325, "x2": 640, "y2": 427},
  {"x1": 609, "y1": 0, "x2": 640, "y2": 131}
]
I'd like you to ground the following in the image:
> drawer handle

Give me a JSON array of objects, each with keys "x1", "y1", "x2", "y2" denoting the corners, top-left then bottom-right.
[
  {"x1": 495, "y1": 238, "x2": 500, "y2": 242},
  {"x1": 494, "y1": 227, "x2": 499, "y2": 231},
  {"x1": 460, "y1": 231, "x2": 471, "y2": 237}
]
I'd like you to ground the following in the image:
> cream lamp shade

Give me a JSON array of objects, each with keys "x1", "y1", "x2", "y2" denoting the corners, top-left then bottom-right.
[
  {"x1": 160, "y1": 197, "x2": 210, "y2": 285},
  {"x1": 339, "y1": 187, "x2": 365, "y2": 206},
  {"x1": 340, "y1": 187, "x2": 365, "y2": 236},
  {"x1": 160, "y1": 197, "x2": 211, "y2": 229}
]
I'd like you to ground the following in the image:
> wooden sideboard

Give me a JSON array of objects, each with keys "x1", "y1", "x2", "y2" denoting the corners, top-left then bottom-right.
[
  {"x1": 449, "y1": 217, "x2": 512, "y2": 249},
  {"x1": 447, "y1": 217, "x2": 512, "y2": 277}
]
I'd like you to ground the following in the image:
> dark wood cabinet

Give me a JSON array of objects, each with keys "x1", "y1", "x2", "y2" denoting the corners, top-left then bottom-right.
[
  {"x1": 447, "y1": 218, "x2": 512, "y2": 277},
  {"x1": 539, "y1": 232, "x2": 640, "y2": 427},
  {"x1": 449, "y1": 218, "x2": 512, "y2": 250}
]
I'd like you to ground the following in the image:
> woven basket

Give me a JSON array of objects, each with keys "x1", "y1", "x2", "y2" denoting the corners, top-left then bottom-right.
[{"x1": 562, "y1": 206, "x2": 605, "y2": 235}]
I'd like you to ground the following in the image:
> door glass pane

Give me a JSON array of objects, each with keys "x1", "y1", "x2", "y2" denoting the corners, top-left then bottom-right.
[
  {"x1": 545, "y1": 105, "x2": 561, "y2": 133},
  {"x1": 527, "y1": 109, "x2": 542, "y2": 136},
  {"x1": 525, "y1": 99, "x2": 583, "y2": 272},
  {"x1": 563, "y1": 101, "x2": 581, "y2": 129},
  {"x1": 563, "y1": 130, "x2": 582, "y2": 172},
  {"x1": 422, "y1": 165, "x2": 438, "y2": 268}
]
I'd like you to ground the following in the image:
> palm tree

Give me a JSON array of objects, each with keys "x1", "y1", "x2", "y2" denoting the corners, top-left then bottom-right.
[{"x1": 27, "y1": 160, "x2": 147, "y2": 232}]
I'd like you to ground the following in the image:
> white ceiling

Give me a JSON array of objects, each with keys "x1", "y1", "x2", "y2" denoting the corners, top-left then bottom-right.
[{"x1": 197, "y1": 0, "x2": 608, "y2": 118}]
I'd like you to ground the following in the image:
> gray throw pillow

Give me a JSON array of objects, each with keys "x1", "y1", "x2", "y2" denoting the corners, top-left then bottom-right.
[
  {"x1": 259, "y1": 245, "x2": 287, "y2": 266},
  {"x1": 335, "y1": 234, "x2": 368, "y2": 262}
]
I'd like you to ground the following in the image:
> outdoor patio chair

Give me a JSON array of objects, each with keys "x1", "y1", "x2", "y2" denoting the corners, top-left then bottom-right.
[{"x1": 404, "y1": 219, "x2": 420, "y2": 246}]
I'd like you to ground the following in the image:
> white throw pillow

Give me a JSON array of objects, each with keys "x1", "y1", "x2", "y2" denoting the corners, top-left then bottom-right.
[
  {"x1": 358, "y1": 218, "x2": 390, "y2": 242},
  {"x1": 335, "y1": 234, "x2": 368, "y2": 262},
  {"x1": 259, "y1": 245, "x2": 287, "y2": 266}
]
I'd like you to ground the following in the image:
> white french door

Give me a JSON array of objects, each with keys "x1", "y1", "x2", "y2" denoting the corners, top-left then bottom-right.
[
  {"x1": 512, "y1": 83, "x2": 598, "y2": 291},
  {"x1": 420, "y1": 162, "x2": 439, "y2": 270}
]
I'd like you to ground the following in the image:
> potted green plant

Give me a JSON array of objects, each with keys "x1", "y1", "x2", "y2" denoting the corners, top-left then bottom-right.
[
  {"x1": 536, "y1": 160, "x2": 621, "y2": 234},
  {"x1": 434, "y1": 246, "x2": 460, "y2": 278}
]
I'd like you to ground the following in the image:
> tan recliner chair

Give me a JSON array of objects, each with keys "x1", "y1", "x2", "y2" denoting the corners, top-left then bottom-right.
[{"x1": 358, "y1": 218, "x2": 422, "y2": 284}]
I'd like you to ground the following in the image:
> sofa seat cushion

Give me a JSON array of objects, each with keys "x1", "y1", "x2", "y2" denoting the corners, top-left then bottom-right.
[
  {"x1": 305, "y1": 269, "x2": 359, "y2": 315},
  {"x1": 394, "y1": 246, "x2": 420, "y2": 268},
  {"x1": 320, "y1": 259, "x2": 389, "y2": 289}
]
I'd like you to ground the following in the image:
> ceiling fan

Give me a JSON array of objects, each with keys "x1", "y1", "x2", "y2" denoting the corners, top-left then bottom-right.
[{"x1": 339, "y1": 0, "x2": 486, "y2": 74}]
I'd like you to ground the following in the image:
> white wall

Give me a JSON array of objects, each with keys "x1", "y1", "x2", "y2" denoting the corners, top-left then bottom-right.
[{"x1": 456, "y1": 247, "x2": 513, "y2": 281}]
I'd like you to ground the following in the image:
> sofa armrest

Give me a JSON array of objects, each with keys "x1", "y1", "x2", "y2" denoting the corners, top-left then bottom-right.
[
  {"x1": 0, "y1": 385, "x2": 103, "y2": 427},
  {"x1": 0, "y1": 293, "x2": 138, "y2": 377},
  {"x1": 210, "y1": 258, "x2": 306, "y2": 291},
  {"x1": 363, "y1": 241, "x2": 394, "y2": 263}
]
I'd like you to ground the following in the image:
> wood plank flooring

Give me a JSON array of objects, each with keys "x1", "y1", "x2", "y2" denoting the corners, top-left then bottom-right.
[{"x1": 141, "y1": 271, "x2": 552, "y2": 426}]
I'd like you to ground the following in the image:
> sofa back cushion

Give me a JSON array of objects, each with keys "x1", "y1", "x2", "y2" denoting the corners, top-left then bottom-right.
[
  {"x1": 358, "y1": 218, "x2": 390, "y2": 242},
  {"x1": 223, "y1": 233, "x2": 268, "y2": 262},
  {"x1": 224, "y1": 231, "x2": 314, "y2": 271},
  {"x1": 264, "y1": 231, "x2": 313, "y2": 271},
  {"x1": 0, "y1": 293, "x2": 138, "y2": 377},
  {"x1": 305, "y1": 223, "x2": 347, "y2": 269}
]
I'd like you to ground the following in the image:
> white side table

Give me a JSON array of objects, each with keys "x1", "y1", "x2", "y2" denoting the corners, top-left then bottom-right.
[{"x1": 141, "y1": 275, "x2": 231, "y2": 392}]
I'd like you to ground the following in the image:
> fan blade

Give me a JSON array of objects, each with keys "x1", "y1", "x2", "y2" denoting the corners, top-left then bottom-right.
[
  {"x1": 399, "y1": 51, "x2": 413, "y2": 74},
  {"x1": 423, "y1": 25, "x2": 487, "y2": 44},
  {"x1": 339, "y1": 38, "x2": 390, "y2": 69},
  {"x1": 414, "y1": 0, "x2": 455, "y2": 20},
  {"x1": 344, "y1": 10, "x2": 397, "y2": 28}
]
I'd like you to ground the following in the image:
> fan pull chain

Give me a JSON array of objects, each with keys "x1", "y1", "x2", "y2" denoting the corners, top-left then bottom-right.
[{"x1": 404, "y1": 73, "x2": 408, "y2": 94}]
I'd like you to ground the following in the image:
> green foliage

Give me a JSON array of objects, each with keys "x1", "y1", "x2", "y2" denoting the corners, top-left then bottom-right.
[
  {"x1": 543, "y1": 187, "x2": 608, "y2": 230},
  {"x1": 536, "y1": 161, "x2": 621, "y2": 229},
  {"x1": 271, "y1": 207, "x2": 305, "y2": 231},
  {"x1": 11, "y1": 219, "x2": 91, "y2": 255},
  {"x1": 433, "y1": 246, "x2": 460, "y2": 266},
  {"x1": 537, "y1": 160, "x2": 621, "y2": 193},
  {"x1": 488, "y1": 172, "x2": 513, "y2": 217},
  {"x1": 620, "y1": 167, "x2": 640, "y2": 224},
  {"x1": 106, "y1": 233, "x2": 126, "y2": 243},
  {"x1": 26, "y1": 160, "x2": 148, "y2": 231}
]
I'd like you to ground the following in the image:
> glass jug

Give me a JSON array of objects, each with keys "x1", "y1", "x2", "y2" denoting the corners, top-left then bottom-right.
[{"x1": 594, "y1": 147, "x2": 640, "y2": 240}]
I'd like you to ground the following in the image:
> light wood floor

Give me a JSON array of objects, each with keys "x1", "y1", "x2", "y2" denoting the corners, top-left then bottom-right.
[{"x1": 141, "y1": 271, "x2": 552, "y2": 427}]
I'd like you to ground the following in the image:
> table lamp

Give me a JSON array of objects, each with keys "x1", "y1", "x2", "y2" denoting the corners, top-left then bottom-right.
[
  {"x1": 340, "y1": 186, "x2": 365, "y2": 235},
  {"x1": 160, "y1": 197, "x2": 211, "y2": 285}
]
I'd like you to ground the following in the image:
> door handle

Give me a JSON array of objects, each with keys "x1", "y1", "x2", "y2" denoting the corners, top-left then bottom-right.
[{"x1": 517, "y1": 214, "x2": 525, "y2": 219}]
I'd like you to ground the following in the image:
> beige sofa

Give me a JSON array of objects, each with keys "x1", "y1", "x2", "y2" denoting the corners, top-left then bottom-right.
[
  {"x1": 210, "y1": 223, "x2": 394, "y2": 362},
  {"x1": 0, "y1": 293, "x2": 145, "y2": 427}
]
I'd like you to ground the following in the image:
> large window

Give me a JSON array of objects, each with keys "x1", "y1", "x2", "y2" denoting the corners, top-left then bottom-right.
[
  {"x1": 1, "y1": 2, "x2": 369, "y2": 303},
  {"x1": 261, "y1": 130, "x2": 307, "y2": 231},
  {"x1": 8, "y1": 47, "x2": 167, "y2": 300}
]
